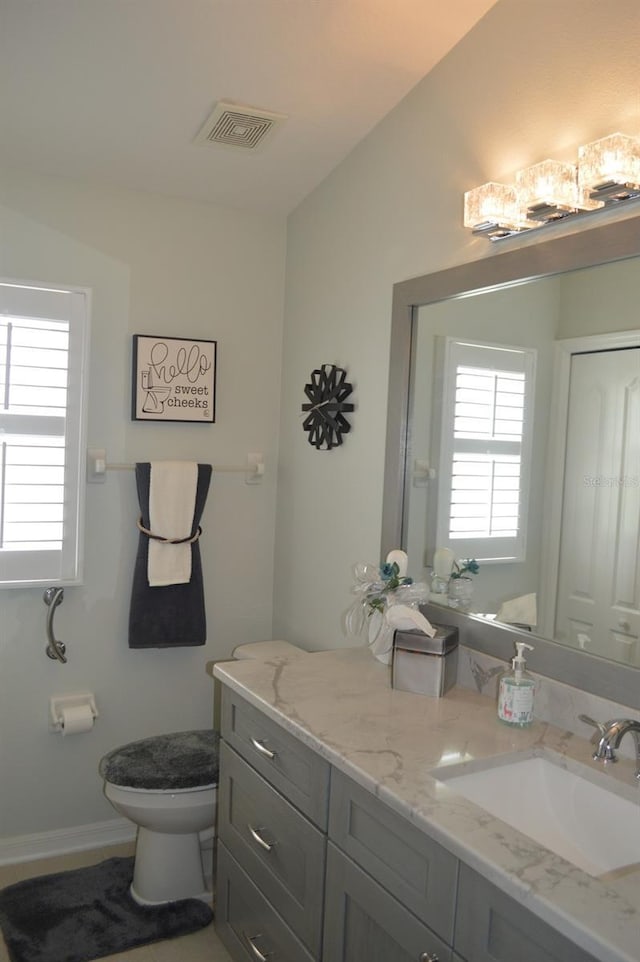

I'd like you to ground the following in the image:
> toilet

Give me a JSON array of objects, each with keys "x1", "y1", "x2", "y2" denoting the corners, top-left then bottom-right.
[
  {"x1": 99, "y1": 729, "x2": 219, "y2": 905},
  {"x1": 100, "y1": 641, "x2": 303, "y2": 906}
]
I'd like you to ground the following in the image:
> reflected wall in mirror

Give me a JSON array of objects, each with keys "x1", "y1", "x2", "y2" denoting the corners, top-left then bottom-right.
[
  {"x1": 382, "y1": 215, "x2": 640, "y2": 709},
  {"x1": 406, "y1": 257, "x2": 640, "y2": 668}
]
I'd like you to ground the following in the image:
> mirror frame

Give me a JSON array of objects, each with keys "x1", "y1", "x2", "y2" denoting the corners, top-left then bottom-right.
[{"x1": 382, "y1": 214, "x2": 640, "y2": 710}]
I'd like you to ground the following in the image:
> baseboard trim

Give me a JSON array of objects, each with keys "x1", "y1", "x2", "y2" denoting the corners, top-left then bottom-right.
[{"x1": 0, "y1": 817, "x2": 136, "y2": 866}]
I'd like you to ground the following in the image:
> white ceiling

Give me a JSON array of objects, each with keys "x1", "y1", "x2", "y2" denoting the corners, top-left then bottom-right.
[{"x1": 0, "y1": 0, "x2": 496, "y2": 215}]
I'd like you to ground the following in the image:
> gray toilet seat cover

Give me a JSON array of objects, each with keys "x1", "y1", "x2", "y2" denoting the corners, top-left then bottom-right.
[{"x1": 99, "y1": 729, "x2": 220, "y2": 790}]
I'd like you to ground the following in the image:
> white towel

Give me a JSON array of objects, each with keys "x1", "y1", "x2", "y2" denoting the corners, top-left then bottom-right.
[
  {"x1": 368, "y1": 604, "x2": 437, "y2": 666},
  {"x1": 433, "y1": 547, "x2": 455, "y2": 578},
  {"x1": 385, "y1": 604, "x2": 437, "y2": 638},
  {"x1": 147, "y1": 461, "x2": 198, "y2": 587},
  {"x1": 496, "y1": 592, "x2": 537, "y2": 627}
]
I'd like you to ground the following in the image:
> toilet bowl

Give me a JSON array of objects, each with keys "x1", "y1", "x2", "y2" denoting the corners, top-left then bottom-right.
[{"x1": 99, "y1": 729, "x2": 219, "y2": 906}]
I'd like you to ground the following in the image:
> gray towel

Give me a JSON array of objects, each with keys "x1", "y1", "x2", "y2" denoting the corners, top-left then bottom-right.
[{"x1": 128, "y1": 463, "x2": 212, "y2": 648}]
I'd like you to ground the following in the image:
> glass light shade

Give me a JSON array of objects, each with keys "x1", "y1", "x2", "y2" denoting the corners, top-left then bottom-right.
[
  {"x1": 464, "y1": 182, "x2": 521, "y2": 230},
  {"x1": 515, "y1": 160, "x2": 579, "y2": 220},
  {"x1": 578, "y1": 133, "x2": 640, "y2": 191}
]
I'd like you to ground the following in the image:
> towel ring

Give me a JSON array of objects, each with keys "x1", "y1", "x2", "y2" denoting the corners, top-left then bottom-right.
[{"x1": 136, "y1": 518, "x2": 202, "y2": 545}]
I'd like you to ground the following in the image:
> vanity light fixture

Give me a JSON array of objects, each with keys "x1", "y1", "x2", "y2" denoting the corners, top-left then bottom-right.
[
  {"x1": 578, "y1": 132, "x2": 640, "y2": 203},
  {"x1": 464, "y1": 132, "x2": 640, "y2": 240},
  {"x1": 516, "y1": 159, "x2": 593, "y2": 224},
  {"x1": 463, "y1": 182, "x2": 528, "y2": 240}
]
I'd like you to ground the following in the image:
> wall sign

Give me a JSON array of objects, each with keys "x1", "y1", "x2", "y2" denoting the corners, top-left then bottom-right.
[{"x1": 132, "y1": 335, "x2": 217, "y2": 423}]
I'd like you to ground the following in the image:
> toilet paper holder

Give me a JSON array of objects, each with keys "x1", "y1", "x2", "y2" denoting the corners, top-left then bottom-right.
[{"x1": 49, "y1": 693, "x2": 99, "y2": 733}]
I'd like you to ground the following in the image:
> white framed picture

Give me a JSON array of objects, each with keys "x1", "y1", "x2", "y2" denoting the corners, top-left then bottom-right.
[{"x1": 131, "y1": 335, "x2": 217, "y2": 423}]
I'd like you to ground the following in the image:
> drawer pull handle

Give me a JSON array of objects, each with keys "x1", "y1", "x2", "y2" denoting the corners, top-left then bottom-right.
[
  {"x1": 248, "y1": 824, "x2": 274, "y2": 852},
  {"x1": 250, "y1": 736, "x2": 276, "y2": 760},
  {"x1": 419, "y1": 954, "x2": 439, "y2": 962},
  {"x1": 244, "y1": 933, "x2": 270, "y2": 961}
]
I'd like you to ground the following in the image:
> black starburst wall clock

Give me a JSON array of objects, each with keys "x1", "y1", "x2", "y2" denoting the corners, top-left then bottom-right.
[{"x1": 301, "y1": 364, "x2": 354, "y2": 450}]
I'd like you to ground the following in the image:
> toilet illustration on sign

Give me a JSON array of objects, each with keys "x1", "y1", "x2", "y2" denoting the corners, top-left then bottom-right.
[{"x1": 140, "y1": 368, "x2": 171, "y2": 414}]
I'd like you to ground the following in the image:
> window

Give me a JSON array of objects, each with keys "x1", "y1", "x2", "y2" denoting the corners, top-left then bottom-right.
[
  {"x1": 435, "y1": 337, "x2": 536, "y2": 564},
  {"x1": 0, "y1": 281, "x2": 90, "y2": 587}
]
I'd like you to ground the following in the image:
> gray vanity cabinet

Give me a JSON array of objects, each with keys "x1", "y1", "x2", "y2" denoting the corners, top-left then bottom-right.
[
  {"x1": 220, "y1": 686, "x2": 330, "y2": 827},
  {"x1": 216, "y1": 843, "x2": 316, "y2": 962},
  {"x1": 215, "y1": 687, "x2": 604, "y2": 962},
  {"x1": 217, "y1": 741, "x2": 326, "y2": 954},
  {"x1": 216, "y1": 689, "x2": 331, "y2": 961},
  {"x1": 453, "y1": 864, "x2": 600, "y2": 962},
  {"x1": 328, "y1": 769, "x2": 457, "y2": 943},
  {"x1": 323, "y1": 843, "x2": 452, "y2": 962}
]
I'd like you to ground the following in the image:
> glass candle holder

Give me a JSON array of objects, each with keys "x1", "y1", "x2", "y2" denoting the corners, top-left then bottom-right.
[{"x1": 448, "y1": 577, "x2": 474, "y2": 611}]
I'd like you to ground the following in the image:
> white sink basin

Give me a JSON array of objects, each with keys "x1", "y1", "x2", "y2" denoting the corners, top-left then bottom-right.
[{"x1": 434, "y1": 751, "x2": 640, "y2": 877}]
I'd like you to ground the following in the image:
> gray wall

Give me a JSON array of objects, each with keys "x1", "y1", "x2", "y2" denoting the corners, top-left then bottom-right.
[
  {"x1": 558, "y1": 258, "x2": 640, "y2": 339},
  {"x1": 0, "y1": 176, "x2": 285, "y2": 844}
]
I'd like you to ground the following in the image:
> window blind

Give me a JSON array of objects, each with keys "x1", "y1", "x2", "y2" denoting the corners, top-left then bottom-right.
[
  {"x1": 0, "y1": 283, "x2": 89, "y2": 586},
  {"x1": 436, "y1": 338, "x2": 536, "y2": 564}
]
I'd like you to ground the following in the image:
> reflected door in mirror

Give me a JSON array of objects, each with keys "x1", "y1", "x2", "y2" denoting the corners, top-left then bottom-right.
[{"x1": 555, "y1": 347, "x2": 640, "y2": 665}]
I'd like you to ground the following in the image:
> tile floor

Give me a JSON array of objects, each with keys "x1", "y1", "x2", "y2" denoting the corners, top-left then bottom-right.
[{"x1": 0, "y1": 843, "x2": 233, "y2": 962}]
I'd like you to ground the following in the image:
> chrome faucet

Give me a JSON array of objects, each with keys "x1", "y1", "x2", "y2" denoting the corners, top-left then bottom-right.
[{"x1": 580, "y1": 715, "x2": 640, "y2": 780}]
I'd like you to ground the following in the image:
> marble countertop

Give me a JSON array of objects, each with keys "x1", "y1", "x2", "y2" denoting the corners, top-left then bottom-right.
[{"x1": 212, "y1": 646, "x2": 640, "y2": 962}]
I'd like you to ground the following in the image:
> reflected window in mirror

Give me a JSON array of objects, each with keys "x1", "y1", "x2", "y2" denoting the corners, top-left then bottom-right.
[
  {"x1": 434, "y1": 337, "x2": 536, "y2": 566},
  {"x1": 405, "y1": 281, "x2": 556, "y2": 629}
]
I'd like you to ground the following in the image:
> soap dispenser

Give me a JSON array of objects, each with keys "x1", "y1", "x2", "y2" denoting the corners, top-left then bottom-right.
[{"x1": 497, "y1": 641, "x2": 535, "y2": 727}]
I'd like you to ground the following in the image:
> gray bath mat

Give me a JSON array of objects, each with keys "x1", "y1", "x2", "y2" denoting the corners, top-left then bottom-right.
[{"x1": 0, "y1": 856, "x2": 213, "y2": 962}]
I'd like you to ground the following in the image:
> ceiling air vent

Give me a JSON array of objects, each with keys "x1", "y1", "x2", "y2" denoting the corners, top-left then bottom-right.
[{"x1": 194, "y1": 101, "x2": 287, "y2": 151}]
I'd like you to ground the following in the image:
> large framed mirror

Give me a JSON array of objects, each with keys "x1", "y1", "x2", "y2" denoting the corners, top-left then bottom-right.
[{"x1": 382, "y1": 214, "x2": 640, "y2": 709}]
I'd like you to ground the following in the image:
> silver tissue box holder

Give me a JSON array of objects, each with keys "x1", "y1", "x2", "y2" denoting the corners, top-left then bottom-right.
[{"x1": 392, "y1": 624, "x2": 459, "y2": 697}]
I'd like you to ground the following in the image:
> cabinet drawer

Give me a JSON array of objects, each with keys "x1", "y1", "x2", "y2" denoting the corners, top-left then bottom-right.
[
  {"x1": 454, "y1": 863, "x2": 600, "y2": 962},
  {"x1": 323, "y1": 843, "x2": 452, "y2": 962},
  {"x1": 221, "y1": 688, "x2": 330, "y2": 828},
  {"x1": 218, "y1": 742, "x2": 325, "y2": 956},
  {"x1": 329, "y1": 768, "x2": 457, "y2": 945},
  {"x1": 216, "y1": 842, "x2": 315, "y2": 962}
]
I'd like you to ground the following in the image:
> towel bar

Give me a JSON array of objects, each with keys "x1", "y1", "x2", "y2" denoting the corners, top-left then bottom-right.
[{"x1": 87, "y1": 450, "x2": 264, "y2": 484}]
